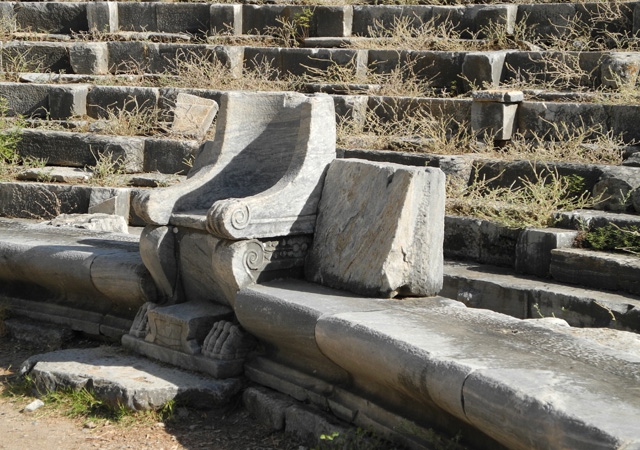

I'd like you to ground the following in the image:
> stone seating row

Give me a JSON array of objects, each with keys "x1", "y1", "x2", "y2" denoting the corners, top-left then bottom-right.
[
  {"x1": 4, "y1": 39, "x2": 640, "y2": 93},
  {"x1": 2, "y1": 1, "x2": 637, "y2": 41}
]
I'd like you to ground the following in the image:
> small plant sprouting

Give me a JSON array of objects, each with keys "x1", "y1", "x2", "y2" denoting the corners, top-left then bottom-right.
[
  {"x1": 88, "y1": 148, "x2": 126, "y2": 187},
  {"x1": 581, "y1": 223, "x2": 640, "y2": 255}
]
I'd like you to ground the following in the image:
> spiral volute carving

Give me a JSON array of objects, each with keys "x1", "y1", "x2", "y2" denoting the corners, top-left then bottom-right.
[{"x1": 243, "y1": 241, "x2": 264, "y2": 271}]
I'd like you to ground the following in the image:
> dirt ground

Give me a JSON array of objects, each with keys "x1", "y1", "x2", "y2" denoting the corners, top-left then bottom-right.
[{"x1": 0, "y1": 334, "x2": 306, "y2": 450}]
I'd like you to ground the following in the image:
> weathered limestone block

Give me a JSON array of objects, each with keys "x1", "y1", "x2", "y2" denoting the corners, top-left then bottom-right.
[
  {"x1": 87, "y1": 1, "x2": 118, "y2": 33},
  {"x1": 0, "y1": 82, "x2": 49, "y2": 117},
  {"x1": 21, "y1": 347, "x2": 243, "y2": 410},
  {"x1": 462, "y1": 51, "x2": 507, "y2": 90},
  {"x1": 472, "y1": 4, "x2": 517, "y2": 36},
  {"x1": 156, "y1": 3, "x2": 210, "y2": 35},
  {"x1": 210, "y1": 4, "x2": 242, "y2": 35},
  {"x1": 17, "y1": 130, "x2": 144, "y2": 173},
  {"x1": 86, "y1": 86, "x2": 159, "y2": 119},
  {"x1": 516, "y1": 4, "x2": 576, "y2": 40},
  {"x1": 314, "y1": 6, "x2": 353, "y2": 38},
  {"x1": 550, "y1": 248, "x2": 640, "y2": 296},
  {"x1": 14, "y1": 2, "x2": 87, "y2": 34},
  {"x1": 17, "y1": 167, "x2": 90, "y2": 184},
  {"x1": 306, "y1": 159, "x2": 445, "y2": 298},
  {"x1": 243, "y1": 386, "x2": 295, "y2": 431},
  {"x1": 134, "y1": 91, "x2": 336, "y2": 240},
  {"x1": 69, "y1": 42, "x2": 109, "y2": 75},
  {"x1": 600, "y1": 52, "x2": 640, "y2": 89},
  {"x1": 171, "y1": 93, "x2": 219, "y2": 140},
  {"x1": 2, "y1": 41, "x2": 71, "y2": 74},
  {"x1": 107, "y1": 41, "x2": 151, "y2": 74},
  {"x1": 144, "y1": 138, "x2": 199, "y2": 175},
  {"x1": 593, "y1": 165, "x2": 640, "y2": 212},
  {"x1": 517, "y1": 101, "x2": 609, "y2": 139},
  {"x1": 471, "y1": 89, "x2": 522, "y2": 140},
  {"x1": 49, "y1": 85, "x2": 89, "y2": 119},
  {"x1": 117, "y1": 2, "x2": 156, "y2": 32},
  {"x1": 88, "y1": 188, "x2": 131, "y2": 220},
  {"x1": 515, "y1": 227, "x2": 578, "y2": 277}
]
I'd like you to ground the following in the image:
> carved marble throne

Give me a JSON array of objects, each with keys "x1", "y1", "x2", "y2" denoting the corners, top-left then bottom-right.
[
  {"x1": 134, "y1": 91, "x2": 337, "y2": 307},
  {"x1": 123, "y1": 92, "x2": 336, "y2": 373}
]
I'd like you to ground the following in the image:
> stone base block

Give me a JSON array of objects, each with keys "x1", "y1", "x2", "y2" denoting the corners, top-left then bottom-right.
[
  {"x1": 122, "y1": 334, "x2": 244, "y2": 379},
  {"x1": 146, "y1": 300, "x2": 233, "y2": 354},
  {"x1": 515, "y1": 227, "x2": 578, "y2": 277}
]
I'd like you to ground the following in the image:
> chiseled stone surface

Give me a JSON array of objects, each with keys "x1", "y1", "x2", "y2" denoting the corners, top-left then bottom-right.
[
  {"x1": 550, "y1": 247, "x2": 640, "y2": 296},
  {"x1": 171, "y1": 93, "x2": 219, "y2": 140},
  {"x1": 306, "y1": 159, "x2": 445, "y2": 298},
  {"x1": 47, "y1": 213, "x2": 128, "y2": 234},
  {"x1": 21, "y1": 347, "x2": 243, "y2": 410}
]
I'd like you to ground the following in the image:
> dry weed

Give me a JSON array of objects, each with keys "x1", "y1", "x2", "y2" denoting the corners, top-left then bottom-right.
[
  {"x1": 339, "y1": 101, "x2": 478, "y2": 153},
  {"x1": 160, "y1": 49, "x2": 292, "y2": 91},
  {"x1": 98, "y1": 97, "x2": 160, "y2": 137},
  {"x1": 446, "y1": 165, "x2": 596, "y2": 228}
]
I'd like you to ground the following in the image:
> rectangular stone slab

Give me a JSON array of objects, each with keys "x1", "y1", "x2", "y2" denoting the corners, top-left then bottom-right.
[{"x1": 305, "y1": 158, "x2": 445, "y2": 298}]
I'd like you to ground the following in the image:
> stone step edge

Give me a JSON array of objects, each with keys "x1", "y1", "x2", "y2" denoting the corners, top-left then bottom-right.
[
  {"x1": 234, "y1": 279, "x2": 640, "y2": 450},
  {"x1": 442, "y1": 258, "x2": 640, "y2": 332}
]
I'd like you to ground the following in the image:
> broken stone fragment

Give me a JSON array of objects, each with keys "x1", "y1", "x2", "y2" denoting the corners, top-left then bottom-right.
[{"x1": 171, "y1": 93, "x2": 219, "y2": 140}]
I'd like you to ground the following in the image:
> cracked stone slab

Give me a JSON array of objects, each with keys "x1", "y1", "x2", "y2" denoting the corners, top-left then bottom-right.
[{"x1": 20, "y1": 346, "x2": 244, "y2": 410}]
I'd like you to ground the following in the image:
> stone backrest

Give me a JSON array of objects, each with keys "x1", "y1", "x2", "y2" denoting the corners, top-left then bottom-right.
[
  {"x1": 133, "y1": 90, "x2": 336, "y2": 240},
  {"x1": 305, "y1": 159, "x2": 446, "y2": 298}
]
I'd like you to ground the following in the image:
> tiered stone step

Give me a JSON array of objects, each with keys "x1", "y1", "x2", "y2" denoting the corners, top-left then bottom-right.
[{"x1": 441, "y1": 259, "x2": 640, "y2": 331}]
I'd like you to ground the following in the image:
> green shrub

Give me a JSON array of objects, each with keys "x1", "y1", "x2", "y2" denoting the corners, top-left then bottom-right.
[{"x1": 582, "y1": 224, "x2": 640, "y2": 254}]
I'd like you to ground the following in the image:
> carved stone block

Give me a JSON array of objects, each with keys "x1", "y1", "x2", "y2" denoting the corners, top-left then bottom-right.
[
  {"x1": 145, "y1": 300, "x2": 233, "y2": 355},
  {"x1": 306, "y1": 159, "x2": 445, "y2": 298}
]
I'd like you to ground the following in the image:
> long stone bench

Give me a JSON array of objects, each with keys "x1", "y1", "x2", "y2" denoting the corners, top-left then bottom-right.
[{"x1": 0, "y1": 218, "x2": 155, "y2": 338}]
